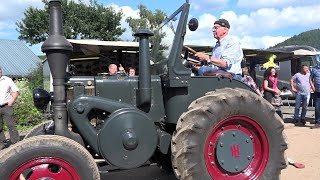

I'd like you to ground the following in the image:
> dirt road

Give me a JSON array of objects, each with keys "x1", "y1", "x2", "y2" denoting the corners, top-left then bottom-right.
[
  {"x1": 281, "y1": 126, "x2": 320, "y2": 180},
  {"x1": 281, "y1": 106, "x2": 320, "y2": 180},
  {"x1": 3, "y1": 106, "x2": 319, "y2": 180}
]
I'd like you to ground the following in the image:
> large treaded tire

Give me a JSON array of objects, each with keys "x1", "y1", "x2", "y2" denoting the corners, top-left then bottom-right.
[
  {"x1": 0, "y1": 135, "x2": 100, "y2": 180},
  {"x1": 171, "y1": 88, "x2": 287, "y2": 180},
  {"x1": 24, "y1": 120, "x2": 54, "y2": 139}
]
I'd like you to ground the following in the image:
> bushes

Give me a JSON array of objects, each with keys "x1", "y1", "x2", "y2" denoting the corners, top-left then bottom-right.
[
  {"x1": 26, "y1": 62, "x2": 43, "y2": 91},
  {"x1": 13, "y1": 61, "x2": 45, "y2": 129},
  {"x1": 13, "y1": 79, "x2": 44, "y2": 129}
]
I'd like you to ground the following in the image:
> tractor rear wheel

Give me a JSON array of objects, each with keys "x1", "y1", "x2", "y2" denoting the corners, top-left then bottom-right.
[
  {"x1": 24, "y1": 120, "x2": 54, "y2": 139},
  {"x1": 171, "y1": 88, "x2": 287, "y2": 180},
  {"x1": 0, "y1": 135, "x2": 100, "y2": 180}
]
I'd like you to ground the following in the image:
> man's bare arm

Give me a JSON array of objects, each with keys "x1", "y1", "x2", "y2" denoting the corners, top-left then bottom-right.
[
  {"x1": 194, "y1": 53, "x2": 227, "y2": 68},
  {"x1": 310, "y1": 79, "x2": 315, "y2": 91},
  {"x1": 290, "y1": 79, "x2": 297, "y2": 92},
  {"x1": 8, "y1": 91, "x2": 19, "y2": 106}
]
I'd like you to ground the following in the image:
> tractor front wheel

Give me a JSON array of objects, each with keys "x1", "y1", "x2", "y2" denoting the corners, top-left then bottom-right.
[
  {"x1": 171, "y1": 88, "x2": 287, "y2": 180},
  {"x1": 0, "y1": 135, "x2": 100, "y2": 180}
]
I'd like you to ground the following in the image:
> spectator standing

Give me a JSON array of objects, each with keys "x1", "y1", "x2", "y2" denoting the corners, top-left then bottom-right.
[
  {"x1": 310, "y1": 64, "x2": 320, "y2": 128},
  {"x1": 263, "y1": 67, "x2": 281, "y2": 103},
  {"x1": 290, "y1": 65, "x2": 311, "y2": 125},
  {"x1": 0, "y1": 66, "x2": 19, "y2": 150}
]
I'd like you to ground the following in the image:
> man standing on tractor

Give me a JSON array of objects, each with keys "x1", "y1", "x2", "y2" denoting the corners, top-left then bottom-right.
[
  {"x1": 0, "y1": 66, "x2": 19, "y2": 150},
  {"x1": 193, "y1": 19, "x2": 243, "y2": 80}
]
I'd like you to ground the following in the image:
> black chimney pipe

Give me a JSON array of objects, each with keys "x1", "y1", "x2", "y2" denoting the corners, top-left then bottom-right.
[
  {"x1": 41, "y1": 0, "x2": 82, "y2": 144},
  {"x1": 134, "y1": 29, "x2": 154, "y2": 112}
]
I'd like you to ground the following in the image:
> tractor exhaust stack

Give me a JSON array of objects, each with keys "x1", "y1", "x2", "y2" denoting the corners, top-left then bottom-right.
[
  {"x1": 134, "y1": 29, "x2": 154, "y2": 112},
  {"x1": 41, "y1": 0, "x2": 82, "y2": 144}
]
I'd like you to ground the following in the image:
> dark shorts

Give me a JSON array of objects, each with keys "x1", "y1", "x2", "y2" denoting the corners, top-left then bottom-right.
[{"x1": 264, "y1": 91, "x2": 274, "y2": 103}]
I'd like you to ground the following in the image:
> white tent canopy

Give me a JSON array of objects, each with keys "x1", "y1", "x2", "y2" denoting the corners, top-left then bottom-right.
[
  {"x1": 293, "y1": 49, "x2": 319, "y2": 56},
  {"x1": 67, "y1": 39, "x2": 141, "y2": 56}
]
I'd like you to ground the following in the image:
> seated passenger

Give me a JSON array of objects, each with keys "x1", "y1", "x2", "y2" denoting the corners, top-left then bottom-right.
[
  {"x1": 108, "y1": 63, "x2": 125, "y2": 75},
  {"x1": 241, "y1": 67, "x2": 262, "y2": 96},
  {"x1": 108, "y1": 64, "x2": 118, "y2": 75},
  {"x1": 107, "y1": 64, "x2": 127, "y2": 80},
  {"x1": 192, "y1": 19, "x2": 243, "y2": 80},
  {"x1": 128, "y1": 67, "x2": 136, "y2": 76}
]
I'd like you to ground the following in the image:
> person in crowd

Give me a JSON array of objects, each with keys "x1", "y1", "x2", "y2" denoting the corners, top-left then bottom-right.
[
  {"x1": 128, "y1": 67, "x2": 136, "y2": 76},
  {"x1": 306, "y1": 68, "x2": 312, "y2": 105},
  {"x1": 263, "y1": 67, "x2": 281, "y2": 103},
  {"x1": 192, "y1": 19, "x2": 243, "y2": 80},
  {"x1": 271, "y1": 94, "x2": 283, "y2": 119},
  {"x1": 290, "y1": 65, "x2": 311, "y2": 125},
  {"x1": 108, "y1": 63, "x2": 125, "y2": 75},
  {"x1": 310, "y1": 64, "x2": 320, "y2": 128},
  {"x1": 108, "y1": 64, "x2": 118, "y2": 75},
  {"x1": 241, "y1": 67, "x2": 262, "y2": 96},
  {"x1": 0, "y1": 66, "x2": 19, "y2": 150}
]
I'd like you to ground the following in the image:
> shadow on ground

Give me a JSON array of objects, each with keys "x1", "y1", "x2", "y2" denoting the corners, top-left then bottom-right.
[{"x1": 100, "y1": 165, "x2": 177, "y2": 180}]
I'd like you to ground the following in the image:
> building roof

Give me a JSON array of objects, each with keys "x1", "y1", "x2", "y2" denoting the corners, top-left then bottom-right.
[{"x1": 0, "y1": 39, "x2": 40, "y2": 78}]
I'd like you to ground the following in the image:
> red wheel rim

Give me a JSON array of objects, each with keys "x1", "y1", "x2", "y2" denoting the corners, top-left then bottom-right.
[
  {"x1": 205, "y1": 116, "x2": 269, "y2": 179},
  {"x1": 10, "y1": 157, "x2": 80, "y2": 180}
]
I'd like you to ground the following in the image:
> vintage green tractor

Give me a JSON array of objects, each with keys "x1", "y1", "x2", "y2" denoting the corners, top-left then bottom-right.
[{"x1": 0, "y1": 0, "x2": 287, "y2": 179}]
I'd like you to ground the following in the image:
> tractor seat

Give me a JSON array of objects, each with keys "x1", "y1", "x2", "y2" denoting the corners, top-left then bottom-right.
[{"x1": 203, "y1": 70, "x2": 235, "y2": 79}]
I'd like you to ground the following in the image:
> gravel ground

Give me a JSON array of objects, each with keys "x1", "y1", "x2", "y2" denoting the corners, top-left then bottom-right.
[{"x1": 280, "y1": 106, "x2": 320, "y2": 180}]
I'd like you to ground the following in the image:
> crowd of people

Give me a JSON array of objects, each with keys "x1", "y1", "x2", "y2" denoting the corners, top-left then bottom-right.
[{"x1": 107, "y1": 63, "x2": 136, "y2": 77}]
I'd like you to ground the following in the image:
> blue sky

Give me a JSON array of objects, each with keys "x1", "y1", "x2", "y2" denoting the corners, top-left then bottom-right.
[{"x1": 0, "y1": 0, "x2": 319, "y2": 55}]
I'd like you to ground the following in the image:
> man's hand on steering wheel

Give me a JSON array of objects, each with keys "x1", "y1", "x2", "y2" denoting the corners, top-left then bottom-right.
[{"x1": 195, "y1": 52, "x2": 210, "y2": 62}]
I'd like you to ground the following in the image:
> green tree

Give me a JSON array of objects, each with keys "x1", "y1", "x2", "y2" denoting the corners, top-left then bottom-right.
[
  {"x1": 273, "y1": 29, "x2": 320, "y2": 50},
  {"x1": 126, "y1": 5, "x2": 167, "y2": 63},
  {"x1": 16, "y1": 0, "x2": 125, "y2": 45},
  {"x1": 26, "y1": 62, "x2": 44, "y2": 91}
]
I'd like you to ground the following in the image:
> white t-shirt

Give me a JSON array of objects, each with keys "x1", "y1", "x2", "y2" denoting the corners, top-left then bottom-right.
[{"x1": 0, "y1": 76, "x2": 19, "y2": 105}]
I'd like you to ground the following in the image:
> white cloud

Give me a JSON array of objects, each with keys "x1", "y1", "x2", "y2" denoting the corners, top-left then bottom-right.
[
  {"x1": 0, "y1": 0, "x2": 43, "y2": 21},
  {"x1": 1, "y1": 1, "x2": 316, "y2": 56},
  {"x1": 74, "y1": 0, "x2": 91, "y2": 4},
  {"x1": 0, "y1": 0, "x2": 43, "y2": 39},
  {"x1": 108, "y1": 4, "x2": 140, "y2": 41},
  {"x1": 191, "y1": 0, "x2": 230, "y2": 10},
  {"x1": 215, "y1": 5, "x2": 320, "y2": 37},
  {"x1": 240, "y1": 36, "x2": 290, "y2": 49},
  {"x1": 237, "y1": 0, "x2": 319, "y2": 9},
  {"x1": 0, "y1": 21, "x2": 16, "y2": 31},
  {"x1": 184, "y1": 13, "x2": 217, "y2": 46},
  {"x1": 113, "y1": 4, "x2": 296, "y2": 51},
  {"x1": 197, "y1": 13, "x2": 217, "y2": 29},
  {"x1": 183, "y1": 6, "x2": 309, "y2": 49},
  {"x1": 0, "y1": 0, "x2": 92, "y2": 38}
]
